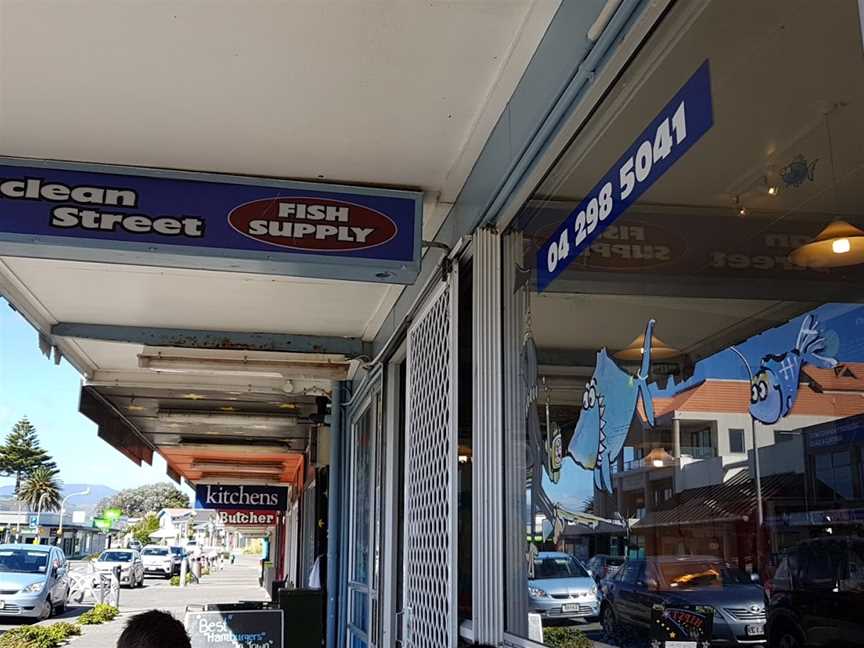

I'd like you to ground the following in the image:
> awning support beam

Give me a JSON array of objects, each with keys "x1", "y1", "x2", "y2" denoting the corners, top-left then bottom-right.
[{"x1": 51, "y1": 322, "x2": 371, "y2": 358}]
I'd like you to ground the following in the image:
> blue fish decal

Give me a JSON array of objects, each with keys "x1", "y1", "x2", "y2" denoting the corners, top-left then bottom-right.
[
  {"x1": 749, "y1": 313, "x2": 837, "y2": 424},
  {"x1": 567, "y1": 320, "x2": 656, "y2": 493}
]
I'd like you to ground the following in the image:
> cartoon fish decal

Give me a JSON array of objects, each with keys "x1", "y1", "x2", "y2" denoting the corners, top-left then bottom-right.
[
  {"x1": 567, "y1": 319, "x2": 656, "y2": 493},
  {"x1": 749, "y1": 313, "x2": 837, "y2": 424}
]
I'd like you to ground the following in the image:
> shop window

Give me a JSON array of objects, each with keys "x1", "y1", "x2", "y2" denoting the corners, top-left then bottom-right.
[
  {"x1": 501, "y1": 0, "x2": 864, "y2": 643},
  {"x1": 457, "y1": 260, "x2": 474, "y2": 621},
  {"x1": 774, "y1": 430, "x2": 797, "y2": 444},
  {"x1": 729, "y1": 429, "x2": 745, "y2": 454}
]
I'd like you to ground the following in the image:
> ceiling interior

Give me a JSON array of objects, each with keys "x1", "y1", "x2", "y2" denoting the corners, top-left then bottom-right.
[
  {"x1": 521, "y1": 0, "x2": 864, "y2": 412},
  {"x1": 0, "y1": 0, "x2": 563, "y2": 485}
]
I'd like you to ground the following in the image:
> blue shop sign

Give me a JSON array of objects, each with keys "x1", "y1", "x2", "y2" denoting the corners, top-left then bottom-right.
[
  {"x1": 805, "y1": 413, "x2": 864, "y2": 450},
  {"x1": 536, "y1": 60, "x2": 714, "y2": 291},
  {"x1": 195, "y1": 484, "x2": 288, "y2": 511},
  {"x1": 0, "y1": 159, "x2": 422, "y2": 284}
]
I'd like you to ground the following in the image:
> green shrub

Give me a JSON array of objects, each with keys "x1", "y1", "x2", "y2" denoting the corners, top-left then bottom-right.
[
  {"x1": 78, "y1": 603, "x2": 120, "y2": 625},
  {"x1": 45, "y1": 623, "x2": 81, "y2": 641},
  {"x1": 542, "y1": 626, "x2": 593, "y2": 648},
  {"x1": 170, "y1": 573, "x2": 195, "y2": 586},
  {"x1": 0, "y1": 624, "x2": 81, "y2": 648}
]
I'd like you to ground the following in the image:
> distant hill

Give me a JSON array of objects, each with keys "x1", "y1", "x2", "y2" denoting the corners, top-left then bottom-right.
[{"x1": 0, "y1": 483, "x2": 117, "y2": 511}]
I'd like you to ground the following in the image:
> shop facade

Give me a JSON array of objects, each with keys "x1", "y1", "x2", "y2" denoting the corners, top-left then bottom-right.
[{"x1": 336, "y1": 1, "x2": 864, "y2": 646}]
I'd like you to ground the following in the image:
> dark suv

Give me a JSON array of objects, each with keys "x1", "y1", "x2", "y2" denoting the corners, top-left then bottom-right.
[
  {"x1": 600, "y1": 555, "x2": 767, "y2": 646},
  {"x1": 767, "y1": 536, "x2": 864, "y2": 648}
]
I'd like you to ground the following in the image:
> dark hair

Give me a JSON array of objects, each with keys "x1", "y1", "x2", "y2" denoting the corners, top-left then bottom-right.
[{"x1": 117, "y1": 610, "x2": 191, "y2": 648}]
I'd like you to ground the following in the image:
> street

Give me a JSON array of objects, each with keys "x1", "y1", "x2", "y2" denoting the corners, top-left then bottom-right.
[{"x1": 0, "y1": 555, "x2": 267, "y2": 646}]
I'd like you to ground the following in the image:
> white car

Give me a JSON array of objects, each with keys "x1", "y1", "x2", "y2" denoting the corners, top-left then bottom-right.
[
  {"x1": 140, "y1": 546, "x2": 176, "y2": 578},
  {"x1": 92, "y1": 549, "x2": 144, "y2": 588}
]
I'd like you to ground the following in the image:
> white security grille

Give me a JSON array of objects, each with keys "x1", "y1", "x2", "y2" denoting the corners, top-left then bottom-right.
[{"x1": 403, "y1": 277, "x2": 457, "y2": 648}]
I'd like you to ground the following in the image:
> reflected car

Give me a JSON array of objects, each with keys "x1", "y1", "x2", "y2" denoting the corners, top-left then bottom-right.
[
  {"x1": 767, "y1": 536, "x2": 864, "y2": 648},
  {"x1": 141, "y1": 546, "x2": 175, "y2": 578},
  {"x1": 528, "y1": 551, "x2": 600, "y2": 620},
  {"x1": 93, "y1": 549, "x2": 144, "y2": 587},
  {"x1": 601, "y1": 556, "x2": 767, "y2": 646},
  {"x1": 587, "y1": 554, "x2": 626, "y2": 584},
  {"x1": 169, "y1": 546, "x2": 187, "y2": 571},
  {"x1": 0, "y1": 544, "x2": 69, "y2": 620}
]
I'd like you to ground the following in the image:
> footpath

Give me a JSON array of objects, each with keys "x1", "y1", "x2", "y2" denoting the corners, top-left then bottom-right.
[{"x1": 47, "y1": 556, "x2": 267, "y2": 647}]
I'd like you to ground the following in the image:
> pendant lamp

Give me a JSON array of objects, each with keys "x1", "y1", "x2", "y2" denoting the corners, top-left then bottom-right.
[
  {"x1": 790, "y1": 220, "x2": 864, "y2": 268},
  {"x1": 614, "y1": 332, "x2": 680, "y2": 360},
  {"x1": 790, "y1": 106, "x2": 864, "y2": 269},
  {"x1": 644, "y1": 447, "x2": 675, "y2": 468}
]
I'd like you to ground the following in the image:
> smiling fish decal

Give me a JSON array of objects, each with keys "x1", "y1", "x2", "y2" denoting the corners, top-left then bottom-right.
[
  {"x1": 567, "y1": 319, "x2": 656, "y2": 493},
  {"x1": 749, "y1": 313, "x2": 837, "y2": 424}
]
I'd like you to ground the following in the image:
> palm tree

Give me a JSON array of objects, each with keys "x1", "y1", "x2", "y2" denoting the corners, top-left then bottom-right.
[{"x1": 18, "y1": 467, "x2": 62, "y2": 512}]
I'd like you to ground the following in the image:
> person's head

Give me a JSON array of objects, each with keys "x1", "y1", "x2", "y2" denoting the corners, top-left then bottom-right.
[{"x1": 116, "y1": 610, "x2": 191, "y2": 648}]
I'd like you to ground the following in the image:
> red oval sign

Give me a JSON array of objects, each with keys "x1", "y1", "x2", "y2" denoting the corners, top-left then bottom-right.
[{"x1": 228, "y1": 196, "x2": 398, "y2": 252}]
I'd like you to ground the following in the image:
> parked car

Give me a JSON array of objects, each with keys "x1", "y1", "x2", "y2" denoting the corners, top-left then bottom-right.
[
  {"x1": 141, "y1": 545, "x2": 175, "y2": 578},
  {"x1": 587, "y1": 554, "x2": 626, "y2": 584},
  {"x1": 169, "y1": 545, "x2": 187, "y2": 570},
  {"x1": 767, "y1": 536, "x2": 864, "y2": 648},
  {"x1": 127, "y1": 540, "x2": 142, "y2": 552},
  {"x1": 528, "y1": 551, "x2": 600, "y2": 621},
  {"x1": 601, "y1": 556, "x2": 767, "y2": 646},
  {"x1": 0, "y1": 544, "x2": 69, "y2": 620},
  {"x1": 93, "y1": 549, "x2": 144, "y2": 587}
]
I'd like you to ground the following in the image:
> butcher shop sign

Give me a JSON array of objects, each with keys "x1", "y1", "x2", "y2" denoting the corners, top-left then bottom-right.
[{"x1": 0, "y1": 157, "x2": 422, "y2": 284}]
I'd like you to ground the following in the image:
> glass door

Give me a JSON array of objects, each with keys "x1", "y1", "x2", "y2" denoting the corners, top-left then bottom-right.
[{"x1": 347, "y1": 390, "x2": 383, "y2": 648}]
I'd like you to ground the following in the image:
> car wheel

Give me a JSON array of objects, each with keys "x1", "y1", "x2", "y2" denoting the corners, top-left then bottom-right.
[
  {"x1": 40, "y1": 597, "x2": 52, "y2": 621},
  {"x1": 774, "y1": 628, "x2": 803, "y2": 648},
  {"x1": 601, "y1": 604, "x2": 618, "y2": 641}
]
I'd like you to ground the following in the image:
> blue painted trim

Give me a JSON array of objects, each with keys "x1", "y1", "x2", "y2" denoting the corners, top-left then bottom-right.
[
  {"x1": 372, "y1": 0, "x2": 652, "y2": 353},
  {"x1": 52, "y1": 322, "x2": 371, "y2": 357},
  {"x1": 326, "y1": 381, "x2": 346, "y2": 648},
  {"x1": 479, "y1": 0, "x2": 645, "y2": 228},
  {"x1": 0, "y1": 235, "x2": 419, "y2": 285}
]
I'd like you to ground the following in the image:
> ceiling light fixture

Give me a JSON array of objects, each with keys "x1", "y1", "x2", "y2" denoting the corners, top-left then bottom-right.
[
  {"x1": 614, "y1": 332, "x2": 681, "y2": 361},
  {"x1": 791, "y1": 107, "x2": 864, "y2": 268},
  {"x1": 790, "y1": 220, "x2": 864, "y2": 267},
  {"x1": 139, "y1": 354, "x2": 346, "y2": 381},
  {"x1": 644, "y1": 447, "x2": 675, "y2": 469},
  {"x1": 157, "y1": 411, "x2": 298, "y2": 427}
]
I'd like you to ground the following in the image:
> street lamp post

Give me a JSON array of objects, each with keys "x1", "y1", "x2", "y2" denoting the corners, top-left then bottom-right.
[
  {"x1": 58, "y1": 487, "x2": 90, "y2": 546},
  {"x1": 729, "y1": 347, "x2": 764, "y2": 527},
  {"x1": 34, "y1": 493, "x2": 50, "y2": 543}
]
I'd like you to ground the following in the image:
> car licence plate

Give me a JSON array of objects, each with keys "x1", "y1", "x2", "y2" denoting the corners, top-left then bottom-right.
[
  {"x1": 561, "y1": 603, "x2": 579, "y2": 613},
  {"x1": 665, "y1": 643, "x2": 697, "y2": 648},
  {"x1": 746, "y1": 624, "x2": 765, "y2": 636}
]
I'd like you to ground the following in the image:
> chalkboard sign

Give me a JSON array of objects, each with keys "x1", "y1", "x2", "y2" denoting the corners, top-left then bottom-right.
[
  {"x1": 650, "y1": 604, "x2": 713, "y2": 648},
  {"x1": 185, "y1": 609, "x2": 284, "y2": 648}
]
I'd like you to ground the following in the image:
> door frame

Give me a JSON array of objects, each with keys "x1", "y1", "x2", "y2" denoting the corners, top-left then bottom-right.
[
  {"x1": 399, "y1": 266, "x2": 460, "y2": 648},
  {"x1": 344, "y1": 366, "x2": 385, "y2": 648}
]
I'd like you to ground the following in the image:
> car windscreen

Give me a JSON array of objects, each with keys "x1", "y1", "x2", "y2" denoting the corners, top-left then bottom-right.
[
  {"x1": 533, "y1": 556, "x2": 589, "y2": 580},
  {"x1": 169, "y1": 547, "x2": 184, "y2": 555},
  {"x1": 656, "y1": 561, "x2": 751, "y2": 590},
  {"x1": 100, "y1": 551, "x2": 133, "y2": 562},
  {"x1": 0, "y1": 550, "x2": 49, "y2": 574},
  {"x1": 142, "y1": 548, "x2": 168, "y2": 556}
]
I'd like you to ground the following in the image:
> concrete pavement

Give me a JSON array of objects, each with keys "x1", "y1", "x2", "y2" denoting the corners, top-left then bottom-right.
[{"x1": 43, "y1": 555, "x2": 266, "y2": 647}]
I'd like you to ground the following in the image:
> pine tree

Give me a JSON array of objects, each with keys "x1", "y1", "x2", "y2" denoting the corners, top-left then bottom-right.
[{"x1": 0, "y1": 418, "x2": 58, "y2": 494}]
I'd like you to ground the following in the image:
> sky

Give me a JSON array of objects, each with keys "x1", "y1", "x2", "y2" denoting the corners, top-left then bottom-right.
[{"x1": 0, "y1": 300, "x2": 181, "y2": 493}]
